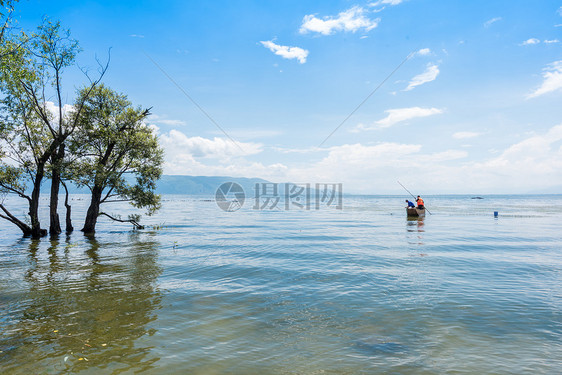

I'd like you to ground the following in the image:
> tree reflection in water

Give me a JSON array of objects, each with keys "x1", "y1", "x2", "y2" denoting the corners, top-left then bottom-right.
[{"x1": 0, "y1": 233, "x2": 162, "y2": 373}]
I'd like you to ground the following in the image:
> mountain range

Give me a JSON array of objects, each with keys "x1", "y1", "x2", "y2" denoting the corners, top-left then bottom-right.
[{"x1": 43, "y1": 175, "x2": 271, "y2": 196}]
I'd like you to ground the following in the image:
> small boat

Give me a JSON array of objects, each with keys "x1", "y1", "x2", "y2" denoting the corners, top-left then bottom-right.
[{"x1": 407, "y1": 207, "x2": 425, "y2": 217}]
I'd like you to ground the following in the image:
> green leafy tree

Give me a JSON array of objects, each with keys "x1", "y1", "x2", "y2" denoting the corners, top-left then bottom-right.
[
  {"x1": 0, "y1": 18, "x2": 106, "y2": 237},
  {"x1": 0, "y1": 29, "x2": 52, "y2": 236},
  {"x1": 68, "y1": 84, "x2": 163, "y2": 234}
]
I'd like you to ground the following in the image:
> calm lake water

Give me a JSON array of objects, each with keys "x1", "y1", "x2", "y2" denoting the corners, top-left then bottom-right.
[{"x1": 1, "y1": 194, "x2": 561, "y2": 374}]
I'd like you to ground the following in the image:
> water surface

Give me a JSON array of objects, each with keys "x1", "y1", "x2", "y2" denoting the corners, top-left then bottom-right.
[{"x1": 1, "y1": 195, "x2": 561, "y2": 374}]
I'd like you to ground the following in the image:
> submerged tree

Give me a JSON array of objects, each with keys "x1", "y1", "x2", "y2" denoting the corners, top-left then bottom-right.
[
  {"x1": 32, "y1": 20, "x2": 108, "y2": 235},
  {"x1": 0, "y1": 98, "x2": 52, "y2": 236},
  {"x1": 0, "y1": 30, "x2": 52, "y2": 236},
  {"x1": 0, "y1": 18, "x2": 106, "y2": 237},
  {"x1": 68, "y1": 84, "x2": 163, "y2": 234}
]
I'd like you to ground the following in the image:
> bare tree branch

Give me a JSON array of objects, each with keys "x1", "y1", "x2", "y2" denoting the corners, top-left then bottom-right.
[{"x1": 98, "y1": 211, "x2": 143, "y2": 229}]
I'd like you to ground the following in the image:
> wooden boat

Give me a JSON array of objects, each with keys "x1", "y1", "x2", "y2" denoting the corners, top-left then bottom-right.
[{"x1": 407, "y1": 207, "x2": 425, "y2": 217}]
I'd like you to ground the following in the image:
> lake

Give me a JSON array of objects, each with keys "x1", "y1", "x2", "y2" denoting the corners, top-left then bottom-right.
[{"x1": 1, "y1": 194, "x2": 561, "y2": 374}]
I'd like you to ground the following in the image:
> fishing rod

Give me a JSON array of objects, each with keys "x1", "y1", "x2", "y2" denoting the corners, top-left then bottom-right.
[{"x1": 397, "y1": 181, "x2": 432, "y2": 215}]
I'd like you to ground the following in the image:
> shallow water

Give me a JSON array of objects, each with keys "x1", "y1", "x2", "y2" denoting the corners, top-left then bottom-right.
[{"x1": 1, "y1": 195, "x2": 561, "y2": 374}]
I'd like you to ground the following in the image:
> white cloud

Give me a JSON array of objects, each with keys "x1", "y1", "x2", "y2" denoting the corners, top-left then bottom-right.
[
  {"x1": 484, "y1": 17, "x2": 502, "y2": 28},
  {"x1": 453, "y1": 131, "x2": 482, "y2": 139},
  {"x1": 369, "y1": 0, "x2": 404, "y2": 6},
  {"x1": 357, "y1": 107, "x2": 443, "y2": 130},
  {"x1": 156, "y1": 119, "x2": 187, "y2": 126},
  {"x1": 415, "y1": 48, "x2": 431, "y2": 56},
  {"x1": 459, "y1": 124, "x2": 562, "y2": 191},
  {"x1": 322, "y1": 142, "x2": 420, "y2": 163},
  {"x1": 558, "y1": 6, "x2": 562, "y2": 16},
  {"x1": 158, "y1": 131, "x2": 285, "y2": 179},
  {"x1": 129, "y1": 34, "x2": 145, "y2": 38},
  {"x1": 300, "y1": 6, "x2": 380, "y2": 35},
  {"x1": 164, "y1": 156, "x2": 288, "y2": 179},
  {"x1": 404, "y1": 64, "x2": 440, "y2": 91},
  {"x1": 160, "y1": 130, "x2": 262, "y2": 159},
  {"x1": 293, "y1": 125, "x2": 562, "y2": 193},
  {"x1": 150, "y1": 114, "x2": 187, "y2": 126},
  {"x1": 528, "y1": 60, "x2": 562, "y2": 98},
  {"x1": 273, "y1": 146, "x2": 328, "y2": 154},
  {"x1": 43, "y1": 101, "x2": 74, "y2": 125},
  {"x1": 280, "y1": 142, "x2": 467, "y2": 194},
  {"x1": 419, "y1": 149, "x2": 468, "y2": 162},
  {"x1": 260, "y1": 40, "x2": 309, "y2": 64},
  {"x1": 520, "y1": 38, "x2": 559, "y2": 45},
  {"x1": 521, "y1": 38, "x2": 540, "y2": 45},
  {"x1": 158, "y1": 125, "x2": 562, "y2": 194}
]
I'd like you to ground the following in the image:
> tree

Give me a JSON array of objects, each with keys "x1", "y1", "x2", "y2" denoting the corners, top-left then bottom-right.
[
  {"x1": 0, "y1": 30, "x2": 51, "y2": 237},
  {"x1": 68, "y1": 84, "x2": 163, "y2": 234},
  {"x1": 0, "y1": 1, "x2": 21, "y2": 59},
  {"x1": 0, "y1": 18, "x2": 106, "y2": 237}
]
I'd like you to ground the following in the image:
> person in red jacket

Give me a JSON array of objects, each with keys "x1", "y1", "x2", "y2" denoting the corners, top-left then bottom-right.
[{"x1": 416, "y1": 195, "x2": 425, "y2": 209}]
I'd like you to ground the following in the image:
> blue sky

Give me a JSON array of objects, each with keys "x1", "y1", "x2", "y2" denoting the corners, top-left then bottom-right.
[{"x1": 14, "y1": 0, "x2": 562, "y2": 193}]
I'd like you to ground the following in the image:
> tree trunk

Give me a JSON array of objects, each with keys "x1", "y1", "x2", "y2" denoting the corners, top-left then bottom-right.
[
  {"x1": 61, "y1": 180, "x2": 73, "y2": 232},
  {"x1": 49, "y1": 145, "x2": 64, "y2": 235},
  {"x1": 82, "y1": 141, "x2": 116, "y2": 234},
  {"x1": 0, "y1": 204, "x2": 33, "y2": 235},
  {"x1": 49, "y1": 171, "x2": 62, "y2": 234},
  {"x1": 29, "y1": 167, "x2": 47, "y2": 238},
  {"x1": 81, "y1": 185, "x2": 102, "y2": 234}
]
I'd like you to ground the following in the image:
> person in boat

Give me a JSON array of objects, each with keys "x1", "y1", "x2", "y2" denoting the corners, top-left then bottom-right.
[
  {"x1": 416, "y1": 195, "x2": 425, "y2": 209},
  {"x1": 405, "y1": 200, "x2": 415, "y2": 208}
]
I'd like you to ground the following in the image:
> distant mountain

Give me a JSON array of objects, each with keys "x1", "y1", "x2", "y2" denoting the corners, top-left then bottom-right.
[
  {"x1": 37, "y1": 176, "x2": 344, "y2": 197},
  {"x1": 37, "y1": 175, "x2": 271, "y2": 196},
  {"x1": 155, "y1": 175, "x2": 270, "y2": 195}
]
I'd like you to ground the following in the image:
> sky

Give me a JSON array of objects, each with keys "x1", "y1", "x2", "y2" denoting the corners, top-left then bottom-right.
[{"x1": 12, "y1": 0, "x2": 562, "y2": 194}]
